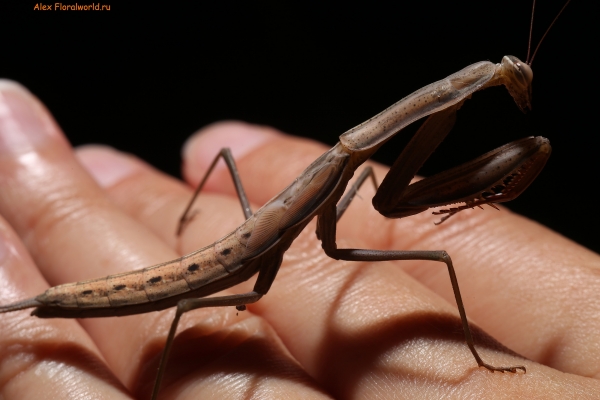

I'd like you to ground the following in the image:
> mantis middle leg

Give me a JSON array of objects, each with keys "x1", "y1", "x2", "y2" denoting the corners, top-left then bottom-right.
[
  {"x1": 318, "y1": 198, "x2": 526, "y2": 373},
  {"x1": 178, "y1": 148, "x2": 253, "y2": 235}
]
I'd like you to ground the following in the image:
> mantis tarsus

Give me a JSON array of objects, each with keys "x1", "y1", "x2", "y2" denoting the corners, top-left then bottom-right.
[{"x1": 0, "y1": 2, "x2": 570, "y2": 398}]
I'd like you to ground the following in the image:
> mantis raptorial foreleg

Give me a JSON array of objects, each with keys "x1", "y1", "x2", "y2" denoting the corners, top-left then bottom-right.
[
  {"x1": 372, "y1": 106, "x2": 458, "y2": 218},
  {"x1": 371, "y1": 104, "x2": 550, "y2": 223}
]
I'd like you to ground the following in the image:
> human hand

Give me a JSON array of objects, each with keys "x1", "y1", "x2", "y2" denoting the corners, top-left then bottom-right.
[{"x1": 0, "y1": 80, "x2": 598, "y2": 399}]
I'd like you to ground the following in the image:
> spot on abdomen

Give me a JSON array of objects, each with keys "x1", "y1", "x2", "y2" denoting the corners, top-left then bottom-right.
[{"x1": 143, "y1": 260, "x2": 191, "y2": 301}]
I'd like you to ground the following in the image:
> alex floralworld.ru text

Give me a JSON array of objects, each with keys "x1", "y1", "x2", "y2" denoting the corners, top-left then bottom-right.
[{"x1": 33, "y1": 3, "x2": 110, "y2": 11}]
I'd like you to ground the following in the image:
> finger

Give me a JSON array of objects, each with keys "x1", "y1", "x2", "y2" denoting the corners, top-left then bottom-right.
[
  {"x1": 181, "y1": 122, "x2": 600, "y2": 379},
  {"x1": 0, "y1": 81, "x2": 332, "y2": 399},
  {"x1": 0, "y1": 80, "x2": 176, "y2": 385},
  {"x1": 0, "y1": 217, "x2": 130, "y2": 398}
]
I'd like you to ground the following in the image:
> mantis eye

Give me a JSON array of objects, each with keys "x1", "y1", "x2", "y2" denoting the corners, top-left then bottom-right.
[
  {"x1": 501, "y1": 55, "x2": 533, "y2": 113},
  {"x1": 517, "y1": 61, "x2": 533, "y2": 84}
]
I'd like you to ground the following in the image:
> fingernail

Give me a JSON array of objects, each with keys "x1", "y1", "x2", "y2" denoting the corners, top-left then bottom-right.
[
  {"x1": 183, "y1": 121, "x2": 276, "y2": 170},
  {"x1": 76, "y1": 145, "x2": 141, "y2": 188},
  {"x1": 0, "y1": 80, "x2": 59, "y2": 155}
]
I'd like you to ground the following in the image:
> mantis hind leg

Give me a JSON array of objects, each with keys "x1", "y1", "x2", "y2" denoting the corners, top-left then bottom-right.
[
  {"x1": 317, "y1": 203, "x2": 526, "y2": 374},
  {"x1": 150, "y1": 291, "x2": 263, "y2": 400},
  {"x1": 178, "y1": 148, "x2": 252, "y2": 235},
  {"x1": 150, "y1": 252, "x2": 282, "y2": 400}
]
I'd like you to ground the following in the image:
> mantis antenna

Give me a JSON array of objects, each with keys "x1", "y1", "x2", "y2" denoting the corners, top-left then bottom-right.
[{"x1": 527, "y1": 0, "x2": 572, "y2": 65}]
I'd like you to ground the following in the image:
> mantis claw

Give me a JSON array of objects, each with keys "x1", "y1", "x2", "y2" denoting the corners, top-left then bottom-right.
[{"x1": 480, "y1": 363, "x2": 527, "y2": 374}]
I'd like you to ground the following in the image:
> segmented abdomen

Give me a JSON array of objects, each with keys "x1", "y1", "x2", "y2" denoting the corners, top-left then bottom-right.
[
  {"x1": 36, "y1": 145, "x2": 349, "y2": 310},
  {"x1": 35, "y1": 245, "x2": 230, "y2": 308}
]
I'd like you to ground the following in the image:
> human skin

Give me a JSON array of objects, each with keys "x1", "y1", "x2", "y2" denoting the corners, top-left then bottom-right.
[{"x1": 0, "y1": 80, "x2": 599, "y2": 399}]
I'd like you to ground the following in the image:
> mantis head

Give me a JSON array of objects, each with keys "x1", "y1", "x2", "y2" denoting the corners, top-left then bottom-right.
[{"x1": 499, "y1": 55, "x2": 533, "y2": 113}]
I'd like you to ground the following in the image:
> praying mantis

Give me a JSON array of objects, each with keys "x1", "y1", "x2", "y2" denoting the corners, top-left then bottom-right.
[
  {"x1": 1, "y1": 52, "x2": 550, "y2": 400},
  {"x1": 0, "y1": 2, "x2": 582, "y2": 399}
]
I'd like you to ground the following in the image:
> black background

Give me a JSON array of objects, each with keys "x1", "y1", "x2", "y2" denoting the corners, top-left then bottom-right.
[{"x1": 1, "y1": 2, "x2": 596, "y2": 253}]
